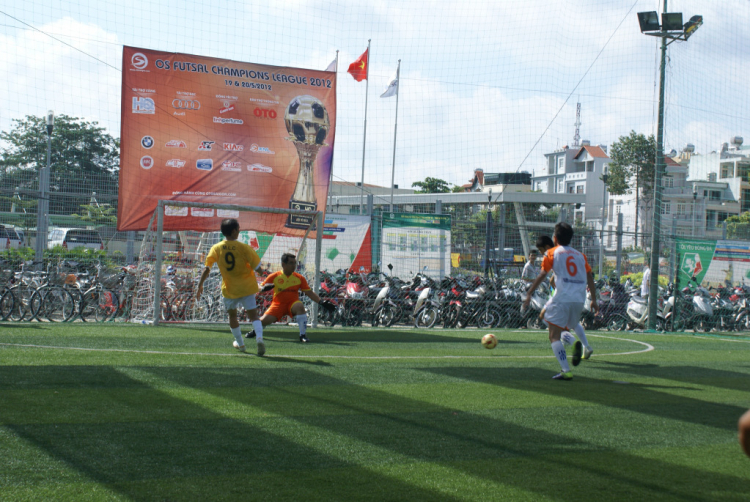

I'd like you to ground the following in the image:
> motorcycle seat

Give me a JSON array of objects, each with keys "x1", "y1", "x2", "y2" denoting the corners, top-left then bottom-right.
[
  {"x1": 466, "y1": 291, "x2": 482, "y2": 299},
  {"x1": 631, "y1": 296, "x2": 648, "y2": 304}
]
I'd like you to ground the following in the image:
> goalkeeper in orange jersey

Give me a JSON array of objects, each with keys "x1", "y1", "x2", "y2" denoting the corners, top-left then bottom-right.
[
  {"x1": 246, "y1": 253, "x2": 335, "y2": 343},
  {"x1": 196, "y1": 218, "x2": 266, "y2": 356}
]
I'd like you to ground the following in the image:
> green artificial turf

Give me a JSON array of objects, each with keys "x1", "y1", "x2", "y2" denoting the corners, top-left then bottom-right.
[{"x1": 1, "y1": 323, "x2": 749, "y2": 501}]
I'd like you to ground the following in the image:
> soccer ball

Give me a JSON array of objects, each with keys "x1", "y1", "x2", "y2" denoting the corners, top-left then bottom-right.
[
  {"x1": 561, "y1": 331, "x2": 576, "y2": 347},
  {"x1": 481, "y1": 333, "x2": 497, "y2": 349}
]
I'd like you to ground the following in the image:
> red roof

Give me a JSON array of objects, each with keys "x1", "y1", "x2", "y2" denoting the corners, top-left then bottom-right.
[{"x1": 573, "y1": 145, "x2": 610, "y2": 160}]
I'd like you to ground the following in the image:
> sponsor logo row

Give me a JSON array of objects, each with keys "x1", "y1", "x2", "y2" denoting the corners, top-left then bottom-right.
[
  {"x1": 131, "y1": 96, "x2": 275, "y2": 124},
  {"x1": 140, "y1": 155, "x2": 272, "y2": 173},
  {"x1": 164, "y1": 206, "x2": 240, "y2": 218},
  {"x1": 140, "y1": 136, "x2": 274, "y2": 154}
]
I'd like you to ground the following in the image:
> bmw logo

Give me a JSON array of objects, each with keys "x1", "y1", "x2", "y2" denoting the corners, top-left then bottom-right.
[{"x1": 141, "y1": 135, "x2": 155, "y2": 149}]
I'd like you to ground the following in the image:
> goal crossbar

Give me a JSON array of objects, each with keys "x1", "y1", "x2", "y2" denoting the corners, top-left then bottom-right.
[{"x1": 151, "y1": 200, "x2": 324, "y2": 326}]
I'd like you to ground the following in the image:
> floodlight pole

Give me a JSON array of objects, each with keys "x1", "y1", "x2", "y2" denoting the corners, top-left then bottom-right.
[
  {"x1": 36, "y1": 111, "x2": 53, "y2": 263},
  {"x1": 646, "y1": 3, "x2": 668, "y2": 330}
]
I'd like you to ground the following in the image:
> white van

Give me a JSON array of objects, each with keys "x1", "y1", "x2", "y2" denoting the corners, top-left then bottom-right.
[
  {"x1": 0, "y1": 225, "x2": 24, "y2": 249},
  {"x1": 48, "y1": 228, "x2": 105, "y2": 250}
]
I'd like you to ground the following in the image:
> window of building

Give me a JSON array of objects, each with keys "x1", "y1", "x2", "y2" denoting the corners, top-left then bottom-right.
[
  {"x1": 718, "y1": 212, "x2": 730, "y2": 224},
  {"x1": 576, "y1": 185, "x2": 584, "y2": 194},
  {"x1": 663, "y1": 177, "x2": 674, "y2": 188},
  {"x1": 661, "y1": 202, "x2": 671, "y2": 215},
  {"x1": 676, "y1": 229, "x2": 689, "y2": 237},
  {"x1": 706, "y1": 210, "x2": 716, "y2": 229},
  {"x1": 557, "y1": 180, "x2": 564, "y2": 193},
  {"x1": 742, "y1": 189, "x2": 750, "y2": 213},
  {"x1": 738, "y1": 164, "x2": 750, "y2": 181},
  {"x1": 557, "y1": 157, "x2": 565, "y2": 173},
  {"x1": 568, "y1": 185, "x2": 574, "y2": 194},
  {"x1": 721, "y1": 165, "x2": 731, "y2": 179},
  {"x1": 710, "y1": 190, "x2": 721, "y2": 201},
  {"x1": 586, "y1": 161, "x2": 594, "y2": 172},
  {"x1": 677, "y1": 203, "x2": 686, "y2": 215},
  {"x1": 608, "y1": 200, "x2": 614, "y2": 222}
]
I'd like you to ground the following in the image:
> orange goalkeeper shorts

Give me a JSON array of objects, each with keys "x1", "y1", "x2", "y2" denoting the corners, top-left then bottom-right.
[{"x1": 264, "y1": 299, "x2": 302, "y2": 320}]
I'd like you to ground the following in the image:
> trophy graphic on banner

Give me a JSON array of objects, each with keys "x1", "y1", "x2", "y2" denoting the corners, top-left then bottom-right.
[{"x1": 284, "y1": 95, "x2": 330, "y2": 229}]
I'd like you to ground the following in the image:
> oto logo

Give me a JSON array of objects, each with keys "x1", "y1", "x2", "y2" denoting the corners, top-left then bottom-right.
[
  {"x1": 172, "y1": 99, "x2": 201, "y2": 110},
  {"x1": 253, "y1": 108, "x2": 277, "y2": 119},
  {"x1": 131, "y1": 52, "x2": 148, "y2": 70},
  {"x1": 198, "y1": 141, "x2": 215, "y2": 151}
]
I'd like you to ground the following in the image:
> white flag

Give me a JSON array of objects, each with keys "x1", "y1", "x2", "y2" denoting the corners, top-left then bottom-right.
[
  {"x1": 325, "y1": 59, "x2": 336, "y2": 72},
  {"x1": 380, "y1": 70, "x2": 398, "y2": 98}
]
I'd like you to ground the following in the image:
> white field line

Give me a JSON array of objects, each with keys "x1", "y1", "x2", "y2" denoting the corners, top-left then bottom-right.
[{"x1": 0, "y1": 334, "x2": 653, "y2": 359}]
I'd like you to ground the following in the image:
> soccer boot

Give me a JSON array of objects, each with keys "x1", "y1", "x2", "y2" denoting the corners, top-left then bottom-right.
[
  {"x1": 244, "y1": 330, "x2": 256, "y2": 339},
  {"x1": 582, "y1": 346, "x2": 594, "y2": 360},
  {"x1": 552, "y1": 371, "x2": 573, "y2": 380},
  {"x1": 300, "y1": 334, "x2": 309, "y2": 343},
  {"x1": 233, "y1": 340, "x2": 246, "y2": 353},
  {"x1": 571, "y1": 341, "x2": 583, "y2": 367},
  {"x1": 257, "y1": 340, "x2": 266, "y2": 357}
]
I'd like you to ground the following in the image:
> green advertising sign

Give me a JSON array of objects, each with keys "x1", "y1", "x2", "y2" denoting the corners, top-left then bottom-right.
[
  {"x1": 382, "y1": 212, "x2": 451, "y2": 231},
  {"x1": 676, "y1": 238, "x2": 717, "y2": 284}
]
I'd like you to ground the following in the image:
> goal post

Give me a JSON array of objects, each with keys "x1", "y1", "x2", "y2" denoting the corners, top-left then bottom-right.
[{"x1": 132, "y1": 200, "x2": 323, "y2": 326}]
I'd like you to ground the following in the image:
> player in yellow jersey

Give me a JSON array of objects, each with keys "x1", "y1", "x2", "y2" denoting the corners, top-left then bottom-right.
[
  {"x1": 245, "y1": 253, "x2": 334, "y2": 343},
  {"x1": 196, "y1": 218, "x2": 266, "y2": 355}
]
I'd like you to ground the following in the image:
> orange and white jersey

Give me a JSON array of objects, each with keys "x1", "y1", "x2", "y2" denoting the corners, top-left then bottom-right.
[{"x1": 541, "y1": 245, "x2": 591, "y2": 304}]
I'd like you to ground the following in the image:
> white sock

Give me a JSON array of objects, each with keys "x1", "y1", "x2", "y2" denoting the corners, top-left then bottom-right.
[
  {"x1": 230, "y1": 326, "x2": 244, "y2": 346},
  {"x1": 551, "y1": 340, "x2": 570, "y2": 373},
  {"x1": 253, "y1": 320, "x2": 263, "y2": 342},
  {"x1": 297, "y1": 314, "x2": 308, "y2": 335},
  {"x1": 574, "y1": 323, "x2": 590, "y2": 349}
]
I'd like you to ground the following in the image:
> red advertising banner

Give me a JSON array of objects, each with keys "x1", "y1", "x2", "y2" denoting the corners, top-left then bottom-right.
[{"x1": 118, "y1": 46, "x2": 336, "y2": 233}]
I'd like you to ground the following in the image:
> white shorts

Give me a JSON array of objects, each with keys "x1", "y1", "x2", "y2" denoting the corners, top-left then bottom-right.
[
  {"x1": 543, "y1": 300, "x2": 583, "y2": 331},
  {"x1": 223, "y1": 294, "x2": 257, "y2": 311}
]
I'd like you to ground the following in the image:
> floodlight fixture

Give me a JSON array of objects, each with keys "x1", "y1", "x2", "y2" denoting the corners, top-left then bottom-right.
[
  {"x1": 661, "y1": 13, "x2": 684, "y2": 31},
  {"x1": 684, "y1": 15, "x2": 703, "y2": 39},
  {"x1": 638, "y1": 11, "x2": 660, "y2": 32}
]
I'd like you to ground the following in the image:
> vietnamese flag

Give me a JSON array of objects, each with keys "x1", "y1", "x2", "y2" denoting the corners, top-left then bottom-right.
[{"x1": 347, "y1": 49, "x2": 368, "y2": 82}]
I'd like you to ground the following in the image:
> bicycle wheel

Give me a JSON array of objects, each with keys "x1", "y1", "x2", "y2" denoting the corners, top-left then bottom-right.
[
  {"x1": 42, "y1": 287, "x2": 76, "y2": 322},
  {"x1": 8, "y1": 284, "x2": 34, "y2": 321},
  {"x1": 0, "y1": 289, "x2": 15, "y2": 321}
]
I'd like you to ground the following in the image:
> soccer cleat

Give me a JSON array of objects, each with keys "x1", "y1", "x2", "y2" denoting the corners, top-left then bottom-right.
[
  {"x1": 582, "y1": 346, "x2": 594, "y2": 360},
  {"x1": 571, "y1": 341, "x2": 583, "y2": 367},
  {"x1": 552, "y1": 371, "x2": 573, "y2": 380},
  {"x1": 300, "y1": 334, "x2": 309, "y2": 343},
  {"x1": 244, "y1": 330, "x2": 257, "y2": 339},
  {"x1": 233, "y1": 340, "x2": 246, "y2": 352},
  {"x1": 257, "y1": 340, "x2": 266, "y2": 357}
]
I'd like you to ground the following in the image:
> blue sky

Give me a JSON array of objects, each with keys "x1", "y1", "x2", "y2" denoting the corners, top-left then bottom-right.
[{"x1": 1, "y1": 0, "x2": 749, "y2": 190}]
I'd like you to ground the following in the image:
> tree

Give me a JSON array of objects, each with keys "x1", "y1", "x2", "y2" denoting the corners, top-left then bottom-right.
[
  {"x1": 606, "y1": 131, "x2": 656, "y2": 247},
  {"x1": 725, "y1": 212, "x2": 750, "y2": 240},
  {"x1": 411, "y1": 177, "x2": 452, "y2": 194},
  {"x1": 0, "y1": 114, "x2": 120, "y2": 218},
  {"x1": 72, "y1": 203, "x2": 117, "y2": 225}
]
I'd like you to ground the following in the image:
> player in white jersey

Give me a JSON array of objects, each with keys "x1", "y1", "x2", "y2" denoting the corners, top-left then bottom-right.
[
  {"x1": 523, "y1": 223, "x2": 598, "y2": 380},
  {"x1": 536, "y1": 235, "x2": 594, "y2": 363}
]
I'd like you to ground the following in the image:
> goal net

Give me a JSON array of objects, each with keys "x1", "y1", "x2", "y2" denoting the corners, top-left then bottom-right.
[{"x1": 130, "y1": 201, "x2": 322, "y2": 325}]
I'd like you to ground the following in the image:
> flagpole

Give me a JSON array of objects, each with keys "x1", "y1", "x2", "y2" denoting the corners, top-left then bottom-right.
[
  {"x1": 359, "y1": 39, "x2": 371, "y2": 215},
  {"x1": 389, "y1": 60, "x2": 401, "y2": 214},
  {"x1": 327, "y1": 50, "x2": 338, "y2": 213}
]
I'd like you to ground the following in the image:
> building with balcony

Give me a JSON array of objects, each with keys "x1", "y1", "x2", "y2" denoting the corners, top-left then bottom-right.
[{"x1": 531, "y1": 142, "x2": 610, "y2": 224}]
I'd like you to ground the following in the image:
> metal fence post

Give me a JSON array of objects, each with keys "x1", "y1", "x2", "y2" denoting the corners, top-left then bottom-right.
[
  {"x1": 722, "y1": 220, "x2": 727, "y2": 240},
  {"x1": 615, "y1": 212, "x2": 623, "y2": 278},
  {"x1": 436, "y1": 200, "x2": 446, "y2": 279},
  {"x1": 126, "y1": 231, "x2": 135, "y2": 264}
]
